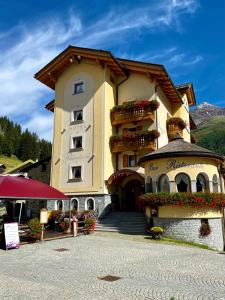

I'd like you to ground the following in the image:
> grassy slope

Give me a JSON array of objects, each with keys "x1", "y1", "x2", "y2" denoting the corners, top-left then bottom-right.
[
  {"x1": 192, "y1": 116, "x2": 225, "y2": 155},
  {"x1": 0, "y1": 154, "x2": 23, "y2": 171}
]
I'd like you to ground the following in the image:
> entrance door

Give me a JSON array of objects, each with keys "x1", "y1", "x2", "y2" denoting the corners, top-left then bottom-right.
[{"x1": 121, "y1": 180, "x2": 143, "y2": 211}]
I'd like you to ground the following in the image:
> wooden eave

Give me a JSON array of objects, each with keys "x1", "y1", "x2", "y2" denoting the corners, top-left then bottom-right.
[
  {"x1": 189, "y1": 114, "x2": 197, "y2": 130},
  {"x1": 35, "y1": 46, "x2": 126, "y2": 89},
  {"x1": 45, "y1": 99, "x2": 55, "y2": 112},
  {"x1": 117, "y1": 58, "x2": 182, "y2": 104},
  {"x1": 176, "y1": 83, "x2": 196, "y2": 106}
]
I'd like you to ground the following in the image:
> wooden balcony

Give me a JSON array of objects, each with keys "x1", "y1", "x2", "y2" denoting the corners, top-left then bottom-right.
[
  {"x1": 111, "y1": 109, "x2": 155, "y2": 126},
  {"x1": 166, "y1": 117, "x2": 186, "y2": 139},
  {"x1": 110, "y1": 132, "x2": 158, "y2": 153},
  {"x1": 167, "y1": 124, "x2": 184, "y2": 138}
]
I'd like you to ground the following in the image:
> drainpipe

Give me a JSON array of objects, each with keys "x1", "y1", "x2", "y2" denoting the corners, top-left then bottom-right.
[
  {"x1": 115, "y1": 73, "x2": 129, "y2": 171},
  {"x1": 155, "y1": 83, "x2": 160, "y2": 149}
]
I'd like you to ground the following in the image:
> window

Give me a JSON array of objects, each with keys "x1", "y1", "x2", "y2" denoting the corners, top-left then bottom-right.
[
  {"x1": 72, "y1": 110, "x2": 83, "y2": 123},
  {"x1": 123, "y1": 154, "x2": 137, "y2": 167},
  {"x1": 74, "y1": 81, "x2": 84, "y2": 94},
  {"x1": 57, "y1": 200, "x2": 63, "y2": 210},
  {"x1": 145, "y1": 176, "x2": 153, "y2": 193},
  {"x1": 70, "y1": 166, "x2": 82, "y2": 181},
  {"x1": 158, "y1": 174, "x2": 170, "y2": 192},
  {"x1": 196, "y1": 174, "x2": 207, "y2": 192},
  {"x1": 86, "y1": 198, "x2": 95, "y2": 210},
  {"x1": 71, "y1": 136, "x2": 82, "y2": 150},
  {"x1": 71, "y1": 198, "x2": 79, "y2": 211},
  {"x1": 212, "y1": 174, "x2": 219, "y2": 192},
  {"x1": 175, "y1": 173, "x2": 191, "y2": 192}
]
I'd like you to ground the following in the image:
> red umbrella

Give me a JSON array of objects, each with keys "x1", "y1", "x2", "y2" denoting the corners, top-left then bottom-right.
[{"x1": 0, "y1": 175, "x2": 69, "y2": 200}]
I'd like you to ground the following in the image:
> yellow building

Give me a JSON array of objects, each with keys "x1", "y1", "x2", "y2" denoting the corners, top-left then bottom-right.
[
  {"x1": 139, "y1": 136, "x2": 225, "y2": 250},
  {"x1": 35, "y1": 45, "x2": 197, "y2": 216}
]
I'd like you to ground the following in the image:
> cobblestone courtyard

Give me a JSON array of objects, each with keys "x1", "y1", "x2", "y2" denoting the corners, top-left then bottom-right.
[{"x1": 0, "y1": 234, "x2": 225, "y2": 300}]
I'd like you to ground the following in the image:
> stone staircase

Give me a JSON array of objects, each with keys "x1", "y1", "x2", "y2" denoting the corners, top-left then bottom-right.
[{"x1": 96, "y1": 212, "x2": 147, "y2": 234}]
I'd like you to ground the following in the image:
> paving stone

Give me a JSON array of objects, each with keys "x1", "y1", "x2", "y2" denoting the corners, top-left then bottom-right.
[{"x1": 0, "y1": 235, "x2": 225, "y2": 299}]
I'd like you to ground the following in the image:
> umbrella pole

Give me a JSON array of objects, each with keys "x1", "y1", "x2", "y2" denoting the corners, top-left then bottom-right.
[
  {"x1": 18, "y1": 203, "x2": 22, "y2": 224},
  {"x1": 69, "y1": 198, "x2": 71, "y2": 233}
]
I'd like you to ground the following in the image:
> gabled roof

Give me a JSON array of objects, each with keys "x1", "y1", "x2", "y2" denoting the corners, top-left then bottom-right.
[
  {"x1": 176, "y1": 82, "x2": 196, "y2": 106},
  {"x1": 138, "y1": 137, "x2": 224, "y2": 165},
  {"x1": 35, "y1": 45, "x2": 184, "y2": 107},
  {"x1": 35, "y1": 45, "x2": 126, "y2": 89}
]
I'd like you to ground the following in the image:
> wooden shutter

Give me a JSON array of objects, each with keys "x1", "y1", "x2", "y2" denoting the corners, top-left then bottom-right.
[{"x1": 123, "y1": 155, "x2": 128, "y2": 167}]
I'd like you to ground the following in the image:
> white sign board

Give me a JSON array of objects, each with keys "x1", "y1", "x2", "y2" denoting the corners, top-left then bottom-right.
[{"x1": 4, "y1": 222, "x2": 20, "y2": 250}]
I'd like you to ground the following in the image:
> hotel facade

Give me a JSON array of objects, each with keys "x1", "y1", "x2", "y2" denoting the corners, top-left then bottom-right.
[{"x1": 35, "y1": 45, "x2": 216, "y2": 216}]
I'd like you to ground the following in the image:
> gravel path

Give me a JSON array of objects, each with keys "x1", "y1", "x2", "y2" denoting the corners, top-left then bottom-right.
[{"x1": 0, "y1": 234, "x2": 225, "y2": 299}]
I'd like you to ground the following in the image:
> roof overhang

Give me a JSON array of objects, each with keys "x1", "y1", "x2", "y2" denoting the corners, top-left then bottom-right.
[
  {"x1": 176, "y1": 83, "x2": 196, "y2": 106},
  {"x1": 139, "y1": 151, "x2": 224, "y2": 166},
  {"x1": 117, "y1": 58, "x2": 183, "y2": 104},
  {"x1": 35, "y1": 46, "x2": 126, "y2": 89}
]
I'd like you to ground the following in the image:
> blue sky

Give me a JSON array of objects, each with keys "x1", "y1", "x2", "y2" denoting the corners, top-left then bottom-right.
[{"x1": 0, "y1": 0, "x2": 224, "y2": 140}]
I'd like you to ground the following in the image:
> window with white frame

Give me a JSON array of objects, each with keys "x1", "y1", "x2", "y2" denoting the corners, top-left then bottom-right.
[
  {"x1": 57, "y1": 200, "x2": 63, "y2": 210},
  {"x1": 71, "y1": 136, "x2": 82, "y2": 150},
  {"x1": 71, "y1": 198, "x2": 79, "y2": 211},
  {"x1": 70, "y1": 166, "x2": 82, "y2": 181},
  {"x1": 73, "y1": 81, "x2": 84, "y2": 95},
  {"x1": 196, "y1": 173, "x2": 208, "y2": 192},
  {"x1": 158, "y1": 174, "x2": 170, "y2": 192},
  {"x1": 175, "y1": 173, "x2": 191, "y2": 192},
  {"x1": 71, "y1": 109, "x2": 83, "y2": 123},
  {"x1": 86, "y1": 198, "x2": 95, "y2": 210}
]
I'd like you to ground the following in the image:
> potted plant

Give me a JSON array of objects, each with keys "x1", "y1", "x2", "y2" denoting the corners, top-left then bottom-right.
[
  {"x1": 59, "y1": 220, "x2": 71, "y2": 233},
  {"x1": 28, "y1": 218, "x2": 43, "y2": 241},
  {"x1": 84, "y1": 217, "x2": 96, "y2": 234},
  {"x1": 49, "y1": 210, "x2": 63, "y2": 231},
  {"x1": 147, "y1": 226, "x2": 164, "y2": 239},
  {"x1": 199, "y1": 223, "x2": 211, "y2": 236}
]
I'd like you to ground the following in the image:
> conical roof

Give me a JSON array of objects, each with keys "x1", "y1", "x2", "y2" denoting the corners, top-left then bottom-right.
[{"x1": 138, "y1": 137, "x2": 224, "y2": 164}]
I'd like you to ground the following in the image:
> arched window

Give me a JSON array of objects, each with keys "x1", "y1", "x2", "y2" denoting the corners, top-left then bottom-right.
[
  {"x1": 86, "y1": 198, "x2": 95, "y2": 211},
  {"x1": 212, "y1": 174, "x2": 219, "y2": 193},
  {"x1": 158, "y1": 174, "x2": 170, "y2": 192},
  {"x1": 145, "y1": 176, "x2": 153, "y2": 193},
  {"x1": 175, "y1": 173, "x2": 191, "y2": 192},
  {"x1": 71, "y1": 198, "x2": 79, "y2": 211},
  {"x1": 57, "y1": 200, "x2": 63, "y2": 210},
  {"x1": 196, "y1": 174, "x2": 207, "y2": 192}
]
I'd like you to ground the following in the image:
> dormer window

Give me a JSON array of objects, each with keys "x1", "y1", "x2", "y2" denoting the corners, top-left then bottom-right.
[{"x1": 74, "y1": 81, "x2": 84, "y2": 95}]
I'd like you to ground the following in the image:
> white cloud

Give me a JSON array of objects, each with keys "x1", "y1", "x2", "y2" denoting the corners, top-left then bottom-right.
[{"x1": 0, "y1": 0, "x2": 199, "y2": 141}]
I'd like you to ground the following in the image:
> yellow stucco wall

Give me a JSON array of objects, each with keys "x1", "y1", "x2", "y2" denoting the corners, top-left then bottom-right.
[
  {"x1": 158, "y1": 205, "x2": 222, "y2": 218},
  {"x1": 51, "y1": 59, "x2": 105, "y2": 194},
  {"x1": 104, "y1": 69, "x2": 116, "y2": 191},
  {"x1": 172, "y1": 94, "x2": 191, "y2": 143},
  {"x1": 144, "y1": 156, "x2": 220, "y2": 183}
]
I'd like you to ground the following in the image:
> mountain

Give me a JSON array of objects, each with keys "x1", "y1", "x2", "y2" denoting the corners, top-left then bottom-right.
[
  {"x1": 190, "y1": 102, "x2": 225, "y2": 127},
  {"x1": 191, "y1": 115, "x2": 225, "y2": 156},
  {"x1": 191, "y1": 102, "x2": 225, "y2": 155}
]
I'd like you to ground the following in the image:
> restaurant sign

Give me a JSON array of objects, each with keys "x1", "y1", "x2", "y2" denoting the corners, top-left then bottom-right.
[
  {"x1": 149, "y1": 159, "x2": 204, "y2": 171},
  {"x1": 4, "y1": 222, "x2": 20, "y2": 250}
]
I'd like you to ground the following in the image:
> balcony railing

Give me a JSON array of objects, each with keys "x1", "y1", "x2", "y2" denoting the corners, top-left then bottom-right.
[
  {"x1": 111, "y1": 109, "x2": 154, "y2": 126},
  {"x1": 110, "y1": 100, "x2": 159, "y2": 126},
  {"x1": 110, "y1": 130, "x2": 159, "y2": 153},
  {"x1": 166, "y1": 117, "x2": 186, "y2": 139}
]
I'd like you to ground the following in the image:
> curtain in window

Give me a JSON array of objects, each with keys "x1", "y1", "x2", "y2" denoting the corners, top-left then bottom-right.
[
  {"x1": 158, "y1": 175, "x2": 170, "y2": 192},
  {"x1": 175, "y1": 173, "x2": 191, "y2": 192}
]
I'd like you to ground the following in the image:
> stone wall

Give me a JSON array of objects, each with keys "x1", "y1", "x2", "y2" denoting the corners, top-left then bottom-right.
[
  {"x1": 47, "y1": 194, "x2": 112, "y2": 218},
  {"x1": 153, "y1": 217, "x2": 224, "y2": 251}
]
